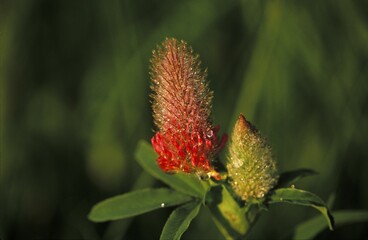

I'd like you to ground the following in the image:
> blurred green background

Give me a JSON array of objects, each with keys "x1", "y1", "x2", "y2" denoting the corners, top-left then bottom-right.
[{"x1": 1, "y1": 0, "x2": 368, "y2": 239}]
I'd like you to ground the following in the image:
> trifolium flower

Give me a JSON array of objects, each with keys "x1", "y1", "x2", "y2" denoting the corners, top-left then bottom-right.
[
  {"x1": 227, "y1": 114, "x2": 278, "y2": 202},
  {"x1": 150, "y1": 38, "x2": 227, "y2": 179}
]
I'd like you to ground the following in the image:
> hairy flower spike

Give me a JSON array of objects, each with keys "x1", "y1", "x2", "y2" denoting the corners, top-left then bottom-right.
[
  {"x1": 227, "y1": 114, "x2": 278, "y2": 202},
  {"x1": 150, "y1": 38, "x2": 227, "y2": 179}
]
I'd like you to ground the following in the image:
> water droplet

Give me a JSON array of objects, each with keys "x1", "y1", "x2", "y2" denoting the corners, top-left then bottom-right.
[
  {"x1": 206, "y1": 130, "x2": 213, "y2": 138},
  {"x1": 161, "y1": 203, "x2": 165, "y2": 208},
  {"x1": 290, "y1": 184, "x2": 295, "y2": 188},
  {"x1": 279, "y1": 198, "x2": 283, "y2": 201}
]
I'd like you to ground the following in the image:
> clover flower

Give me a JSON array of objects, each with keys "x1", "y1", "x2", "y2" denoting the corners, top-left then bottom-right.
[
  {"x1": 150, "y1": 38, "x2": 227, "y2": 179},
  {"x1": 227, "y1": 114, "x2": 278, "y2": 201}
]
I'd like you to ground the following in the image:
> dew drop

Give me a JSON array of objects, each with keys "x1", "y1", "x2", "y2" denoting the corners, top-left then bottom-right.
[
  {"x1": 161, "y1": 203, "x2": 165, "y2": 208},
  {"x1": 290, "y1": 184, "x2": 295, "y2": 188},
  {"x1": 279, "y1": 198, "x2": 283, "y2": 201},
  {"x1": 206, "y1": 130, "x2": 214, "y2": 138}
]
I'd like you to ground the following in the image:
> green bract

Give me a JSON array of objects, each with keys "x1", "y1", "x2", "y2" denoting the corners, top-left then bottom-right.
[{"x1": 227, "y1": 114, "x2": 278, "y2": 202}]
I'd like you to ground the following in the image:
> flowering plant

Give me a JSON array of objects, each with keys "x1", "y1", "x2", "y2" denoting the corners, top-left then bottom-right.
[
  {"x1": 150, "y1": 38, "x2": 227, "y2": 178},
  {"x1": 88, "y1": 38, "x2": 335, "y2": 239}
]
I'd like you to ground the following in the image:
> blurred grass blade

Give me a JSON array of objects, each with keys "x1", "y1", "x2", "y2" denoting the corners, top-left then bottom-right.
[
  {"x1": 135, "y1": 140, "x2": 208, "y2": 198},
  {"x1": 269, "y1": 188, "x2": 334, "y2": 230},
  {"x1": 206, "y1": 185, "x2": 249, "y2": 239},
  {"x1": 294, "y1": 210, "x2": 368, "y2": 240},
  {"x1": 160, "y1": 201, "x2": 201, "y2": 240},
  {"x1": 276, "y1": 169, "x2": 318, "y2": 188},
  {"x1": 88, "y1": 188, "x2": 192, "y2": 222}
]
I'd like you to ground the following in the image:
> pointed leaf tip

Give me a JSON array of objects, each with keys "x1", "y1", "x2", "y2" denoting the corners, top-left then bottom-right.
[
  {"x1": 268, "y1": 188, "x2": 334, "y2": 230},
  {"x1": 135, "y1": 140, "x2": 207, "y2": 198},
  {"x1": 276, "y1": 169, "x2": 318, "y2": 188}
]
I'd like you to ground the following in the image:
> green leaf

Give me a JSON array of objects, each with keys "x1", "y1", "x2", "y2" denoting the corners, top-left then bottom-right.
[
  {"x1": 268, "y1": 188, "x2": 334, "y2": 230},
  {"x1": 135, "y1": 140, "x2": 208, "y2": 198},
  {"x1": 294, "y1": 210, "x2": 368, "y2": 240},
  {"x1": 160, "y1": 201, "x2": 201, "y2": 240},
  {"x1": 206, "y1": 185, "x2": 249, "y2": 239},
  {"x1": 88, "y1": 188, "x2": 192, "y2": 222},
  {"x1": 276, "y1": 169, "x2": 317, "y2": 188},
  {"x1": 101, "y1": 172, "x2": 156, "y2": 240}
]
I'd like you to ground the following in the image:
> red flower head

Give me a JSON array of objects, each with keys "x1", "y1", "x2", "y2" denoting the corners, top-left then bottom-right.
[{"x1": 150, "y1": 38, "x2": 227, "y2": 179}]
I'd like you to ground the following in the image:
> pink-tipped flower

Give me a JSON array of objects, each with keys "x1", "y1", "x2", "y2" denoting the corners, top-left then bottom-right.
[{"x1": 150, "y1": 38, "x2": 227, "y2": 179}]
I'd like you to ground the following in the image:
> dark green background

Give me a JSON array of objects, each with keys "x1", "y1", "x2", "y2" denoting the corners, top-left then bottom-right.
[{"x1": 1, "y1": 0, "x2": 368, "y2": 239}]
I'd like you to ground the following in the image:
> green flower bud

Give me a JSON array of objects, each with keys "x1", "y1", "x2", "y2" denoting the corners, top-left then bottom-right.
[{"x1": 227, "y1": 114, "x2": 278, "y2": 202}]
